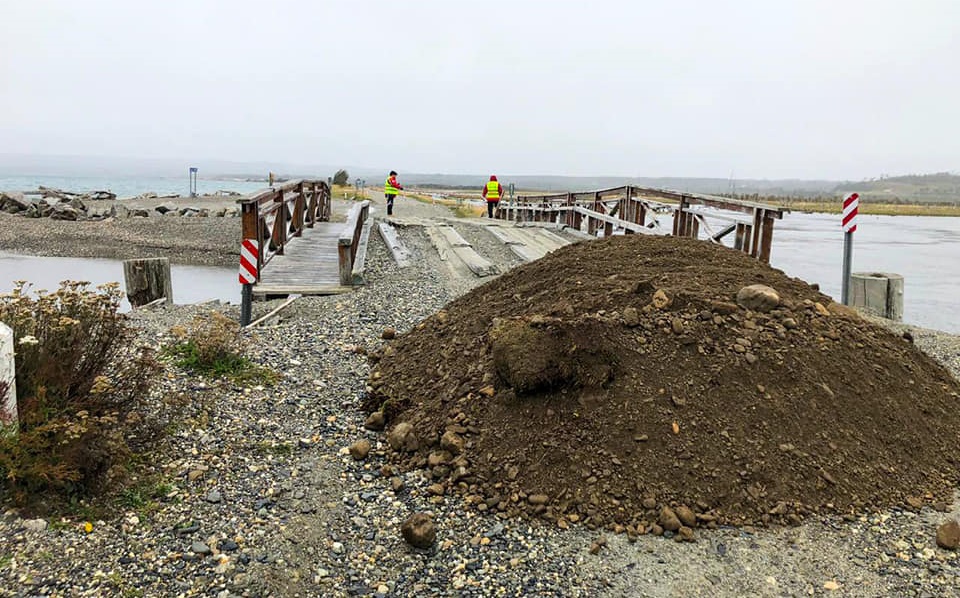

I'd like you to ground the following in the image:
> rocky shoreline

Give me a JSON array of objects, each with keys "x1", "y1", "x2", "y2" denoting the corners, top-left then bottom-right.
[{"x1": 0, "y1": 196, "x2": 958, "y2": 597}]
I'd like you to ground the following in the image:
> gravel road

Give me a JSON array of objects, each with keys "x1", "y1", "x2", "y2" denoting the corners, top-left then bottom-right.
[{"x1": 0, "y1": 194, "x2": 958, "y2": 597}]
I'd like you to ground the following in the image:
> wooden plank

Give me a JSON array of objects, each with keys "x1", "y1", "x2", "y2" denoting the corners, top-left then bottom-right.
[
  {"x1": 252, "y1": 285, "x2": 352, "y2": 295},
  {"x1": 484, "y1": 225, "x2": 520, "y2": 245},
  {"x1": 437, "y1": 225, "x2": 472, "y2": 247},
  {"x1": 451, "y1": 246, "x2": 499, "y2": 277},
  {"x1": 244, "y1": 296, "x2": 297, "y2": 328},
  {"x1": 536, "y1": 229, "x2": 571, "y2": 249},
  {"x1": 378, "y1": 222, "x2": 411, "y2": 267},
  {"x1": 351, "y1": 220, "x2": 373, "y2": 285},
  {"x1": 426, "y1": 226, "x2": 498, "y2": 277}
]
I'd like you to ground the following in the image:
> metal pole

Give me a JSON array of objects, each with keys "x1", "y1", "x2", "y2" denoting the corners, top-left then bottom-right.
[
  {"x1": 841, "y1": 231, "x2": 853, "y2": 305},
  {"x1": 241, "y1": 284, "x2": 253, "y2": 326}
]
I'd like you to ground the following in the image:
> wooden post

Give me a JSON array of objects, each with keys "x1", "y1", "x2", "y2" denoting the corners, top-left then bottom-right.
[
  {"x1": 749, "y1": 208, "x2": 762, "y2": 258},
  {"x1": 758, "y1": 211, "x2": 776, "y2": 263},
  {"x1": 123, "y1": 257, "x2": 173, "y2": 307}
]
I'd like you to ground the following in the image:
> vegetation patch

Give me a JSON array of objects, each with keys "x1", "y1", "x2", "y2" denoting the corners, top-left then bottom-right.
[
  {"x1": 166, "y1": 311, "x2": 278, "y2": 384},
  {"x1": 0, "y1": 282, "x2": 162, "y2": 510}
]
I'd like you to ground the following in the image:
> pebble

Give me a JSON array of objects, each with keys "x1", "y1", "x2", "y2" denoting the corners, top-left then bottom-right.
[{"x1": 205, "y1": 489, "x2": 223, "y2": 503}]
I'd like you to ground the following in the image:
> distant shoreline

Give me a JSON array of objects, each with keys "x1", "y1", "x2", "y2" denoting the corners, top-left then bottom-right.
[{"x1": 779, "y1": 201, "x2": 960, "y2": 217}]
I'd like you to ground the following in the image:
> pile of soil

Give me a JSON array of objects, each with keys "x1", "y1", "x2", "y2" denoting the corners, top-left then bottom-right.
[{"x1": 364, "y1": 235, "x2": 960, "y2": 534}]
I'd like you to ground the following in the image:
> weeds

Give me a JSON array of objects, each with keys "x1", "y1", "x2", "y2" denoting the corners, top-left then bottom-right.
[
  {"x1": 165, "y1": 311, "x2": 278, "y2": 384},
  {"x1": 0, "y1": 282, "x2": 161, "y2": 506}
]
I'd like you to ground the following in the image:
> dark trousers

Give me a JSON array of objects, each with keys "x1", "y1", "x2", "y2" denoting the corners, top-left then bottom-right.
[
  {"x1": 385, "y1": 194, "x2": 396, "y2": 215},
  {"x1": 487, "y1": 200, "x2": 499, "y2": 218}
]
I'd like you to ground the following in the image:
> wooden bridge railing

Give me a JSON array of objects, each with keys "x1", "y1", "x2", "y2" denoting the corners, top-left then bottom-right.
[
  {"x1": 338, "y1": 200, "x2": 370, "y2": 285},
  {"x1": 238, "y1": 179, "x2": 331, "y2": 280},
  {"x1": 495, "y1": 185, "x2": 787, "y2": 263}
]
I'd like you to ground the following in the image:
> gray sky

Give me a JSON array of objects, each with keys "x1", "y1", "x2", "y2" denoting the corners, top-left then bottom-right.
[{"x1": 2, "y1": 0, "x2": 958, "y2": 179}]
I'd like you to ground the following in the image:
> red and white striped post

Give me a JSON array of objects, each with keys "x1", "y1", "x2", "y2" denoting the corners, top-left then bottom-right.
[
  {"x1": 841, "y1": 192, "x2": 859, "y2": 305},
  {"x1": 239, "y1": 239, "x2": 259, "y2": 325}
]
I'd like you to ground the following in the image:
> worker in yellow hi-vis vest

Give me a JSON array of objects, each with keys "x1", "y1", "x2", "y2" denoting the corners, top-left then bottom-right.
[
  {"x1": 384, "y1": 170, "x2": 403, "y2": 216},
  {"x1": 481, "y1": 175, "x2": 504, "y2": 218}
]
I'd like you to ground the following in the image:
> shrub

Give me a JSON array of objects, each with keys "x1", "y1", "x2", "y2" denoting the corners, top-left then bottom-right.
[
  {"x1": 167, "y1": 311, "x2": 278, "y2": 384},
  {"x1": 333, "y1": 169, "x2": 350, "y2": 186},
  {"x1": 0, "y1": 282, "x2": 160, "y2": 502}
]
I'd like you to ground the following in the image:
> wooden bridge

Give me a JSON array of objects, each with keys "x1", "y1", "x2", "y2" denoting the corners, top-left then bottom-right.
[
  {"x1": 495, "y1": 185, "x2": 787, "y2": 263},
  {"x1": 237, "y1": 180, "x2": 370, "y2": 323},
  {"x1": 235, "y1": 180, "x2": 789, "y2": 325}
]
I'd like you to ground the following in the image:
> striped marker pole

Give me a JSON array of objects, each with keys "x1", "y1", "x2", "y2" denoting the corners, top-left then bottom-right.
[
  {"x1": 841, "y1": 193, "x2": 859, "y2": 305},
  {"x1": 239, "y1": 239, "x2": 259, "y2": 325}
]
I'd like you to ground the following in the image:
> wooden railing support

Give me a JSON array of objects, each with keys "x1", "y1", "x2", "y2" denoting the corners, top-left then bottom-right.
[{"x1": 508, "y1": 184, "x2": 786, "y2": 262}]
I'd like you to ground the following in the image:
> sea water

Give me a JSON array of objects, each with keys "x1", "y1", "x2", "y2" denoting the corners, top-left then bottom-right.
[{"x1": 0, "y1": 175, "x2": 265, "y2": 198}]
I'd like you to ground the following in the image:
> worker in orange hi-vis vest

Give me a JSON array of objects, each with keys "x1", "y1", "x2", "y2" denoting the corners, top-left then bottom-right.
[
  {"x1": 481, "y1": 175, "x2": 504, "y2": 218},
  {"x1": 384, "y1": 170, "x2": 403, "y2": 216}
]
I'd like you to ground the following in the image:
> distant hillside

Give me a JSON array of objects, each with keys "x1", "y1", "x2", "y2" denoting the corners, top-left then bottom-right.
[
  {"x1": 401, "y1": 174, "x2": 838, "y2": 196},
  {"x1": 835, "y1": 172, "x2": 960, "y2": 203}
]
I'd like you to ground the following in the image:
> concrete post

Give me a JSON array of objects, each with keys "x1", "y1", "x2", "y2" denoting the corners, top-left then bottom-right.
[
  {"x1": 0, "y1": 323, "x2": 17, "y2": 431},
  {"x1": 850, "y1": 272, "x2": 904, "y2": 321}
]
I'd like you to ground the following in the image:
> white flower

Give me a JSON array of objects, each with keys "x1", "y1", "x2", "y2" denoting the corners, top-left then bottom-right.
[{"x1": 18, "y1": 335, "x2": 39, "y2": 346}]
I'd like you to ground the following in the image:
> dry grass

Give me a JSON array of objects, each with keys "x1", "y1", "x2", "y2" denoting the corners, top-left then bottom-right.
[
  {"x1": 0, "y1": 282, "x2": 161, "y2": 504},
  {"x1": 785, "y1": 201, "x2": 960, "y2": 217}
]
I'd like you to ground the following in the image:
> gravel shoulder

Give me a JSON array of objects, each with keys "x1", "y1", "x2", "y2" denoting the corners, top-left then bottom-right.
[{"x1": 1, "y1": 197, "x2": 958, "y2": 597}]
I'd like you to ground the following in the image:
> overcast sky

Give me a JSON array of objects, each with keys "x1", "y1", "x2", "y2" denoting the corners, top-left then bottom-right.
[{"x1": 1, "y1": 0, "x2": 958, "y2": 179}]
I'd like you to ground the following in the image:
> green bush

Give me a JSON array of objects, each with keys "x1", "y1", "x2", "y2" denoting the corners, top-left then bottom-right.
[
  {"x1": 0, "y1": 282, "x2": 160, "y2": 502},
  {"x1": 167, "y1": 311, "x2": 278, "y2": 384}
]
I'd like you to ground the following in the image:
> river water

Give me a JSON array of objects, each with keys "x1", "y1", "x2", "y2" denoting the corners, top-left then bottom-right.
[
  {"x1": 769, "y1": 212, "x2": 960, "y2": 333},
  {"x1": 0, "y1": 211, "x2": 955, "y2": 332},
  {"x1": 0, "y1": 253, "x2": 237, "y2": 311}
]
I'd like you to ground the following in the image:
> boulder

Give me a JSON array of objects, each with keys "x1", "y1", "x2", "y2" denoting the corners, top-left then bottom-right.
[
  {"x1": 658, "y1": 507, "x2": 682, "y2": 532},
  {"x1": 132, "y1": 209, "x2": 151, "y2": 218},
  {"x1": 110, "y1": 205, "x2": 131, "y2": 219},
  {"x1": 736, "y1": 284, "x2": 780, "y2": 312},
  {"x1": 68, "y1": 197, "x2": 87, "y2": 212},
  {"x1": 49, "y1": 203, "x2": 82, "y2": 221},
  {"x1": 400, "y1": 513, "x2": 436, "y2": 549},
  {"x1": 439, "y1": 431, "x2": 464, "y2": 455},
  {"x1": 0, "y1": 191, "x2": 32, "y2": 214},
  {"x1": 387, "y1": 422, "x2": 419, "y2": 452},
  {"x1": 937, "y1": 520, "x2": 960, "y2": 550},
  {"x1": 349, "y1": 439, "x2": 371, "y2": 461},
  {"x1": 37, "y1": 199, "x2": 54, "y2": 218},
  {"x1": 81, "y1": 190, "x2": 116, "y2": 201},
  {"x1": 155, "y1": 205, "x2": 174, "y2": 215}
]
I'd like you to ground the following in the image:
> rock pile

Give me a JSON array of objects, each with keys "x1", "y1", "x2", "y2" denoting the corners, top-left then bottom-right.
[
  {"x1": 0, "y1": 192, "x2": 240, "y2": 221},
  {"x1": 364, "y1": 234, "x2": 960, "y2": 534}
]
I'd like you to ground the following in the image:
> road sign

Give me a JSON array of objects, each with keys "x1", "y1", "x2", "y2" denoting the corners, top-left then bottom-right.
[
  {"x1": 842, "y1": 192, "x2": 859, "y2": 233},
  {"x1": 840, "y1": 192, "x2": 859, "y2": 304},
  {"x1": 239, "y1": 239, "x2": 258, "y2": 284}
]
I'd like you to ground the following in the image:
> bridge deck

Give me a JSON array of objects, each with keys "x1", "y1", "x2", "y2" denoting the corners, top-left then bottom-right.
[{"x1": 252, "y1": 222, "x2": 350, "y2": 296}]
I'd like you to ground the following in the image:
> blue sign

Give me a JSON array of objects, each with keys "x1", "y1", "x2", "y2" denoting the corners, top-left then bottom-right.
[{"x1": 189, "y1": 167, "x2": 198, "y2": 173}]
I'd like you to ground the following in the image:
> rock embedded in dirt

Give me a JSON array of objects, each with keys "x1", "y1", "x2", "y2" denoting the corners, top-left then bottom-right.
[
  {"x1": 736, "y1": 284, "x2": 780, "y2": 312},
  {"x1": 439, "y1": 431, "x2": 464, "y2": 455},
  {"x1": 349, "y1": 439, "x2": 371, "y2": 460},
  {"x1": 386, "y1": 422, "x2": 419, "y2": 452},
  {"x1": 401, "y1": 513, "x2": 436, "y2": 549},
  {"x1": 675, "y1": 506, "x2": 697, "y2": 528},
  {"x1": 659, "y1": 507, "x2": 682, "y2": 532},
  {"x1": 364, "y1": 411, "x2": 386, "y2": 431},
  {"x1": 381, "y1": 327, "x2": 397, "y2": 340},
  {"x1": 365, "y1": 234, "x2": 960, "y2": 530},
  {"x1": 936, "y1": 520, "x2": 960, "y2": 550}
]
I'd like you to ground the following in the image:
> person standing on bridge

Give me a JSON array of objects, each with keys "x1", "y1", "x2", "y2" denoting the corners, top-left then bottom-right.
[
  {"x1": 385, "y1": 170, "x2": 403, "y2": 216},
  {"x1": 482, "y1": 175, "x2": 503, "y2": 218}
]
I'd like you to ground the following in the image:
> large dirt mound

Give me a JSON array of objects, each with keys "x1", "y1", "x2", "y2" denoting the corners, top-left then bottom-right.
[{"x1": 365, "y1": 235, "x2": 960, "y2": 533}]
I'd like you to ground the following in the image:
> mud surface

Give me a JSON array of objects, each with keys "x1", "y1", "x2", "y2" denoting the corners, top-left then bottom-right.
[{"x1": 367, "y1": 234, "x2": 960, "y2": 533}]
